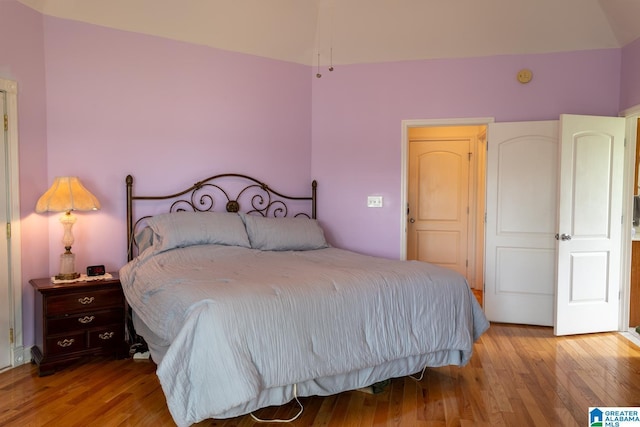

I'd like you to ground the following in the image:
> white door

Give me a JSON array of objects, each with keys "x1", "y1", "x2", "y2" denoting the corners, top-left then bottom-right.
[
  {"x1": 0, "y1": 90, "x2": 11, "y2": 369},
  {"x1": 407, "y1": 139, "x2": 470, "y2": 278},
  {"x1": 554, "y1": 114, "x2": 626, "y2": 336},
  {"x1": 485, "y1": 121, "x2": 558, "y2": 326}
]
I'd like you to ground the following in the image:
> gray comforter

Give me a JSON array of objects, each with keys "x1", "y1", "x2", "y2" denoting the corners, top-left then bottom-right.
[{"x1": 120, "y1": 244, "x2": 489, "y2": 426}]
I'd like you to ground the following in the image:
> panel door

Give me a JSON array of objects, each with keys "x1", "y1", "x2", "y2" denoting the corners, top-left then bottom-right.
[
  {"x1": 485, "y1": 121, "x2": 558, "y2": 326},
  {"x1": 407, "y1": 139, "x2": 470, "y2": 278},
  {"x1": 554, "y1": 114, "x2": 625, "y2": 336}
]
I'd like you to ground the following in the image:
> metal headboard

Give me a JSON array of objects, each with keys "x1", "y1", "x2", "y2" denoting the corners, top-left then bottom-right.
[{"x1": 125, "y1": 173, "x2": 317, "y2": 261}]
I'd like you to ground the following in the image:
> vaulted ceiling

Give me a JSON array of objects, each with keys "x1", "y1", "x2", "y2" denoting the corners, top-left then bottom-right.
[{"x1": 18, "y1": 0, "x2": 640, "y2": 66}]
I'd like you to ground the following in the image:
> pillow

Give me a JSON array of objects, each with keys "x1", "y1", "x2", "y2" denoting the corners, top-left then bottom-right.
[
  {"x1": 134, "y1": 226, "x2": 155, "y2": 253},
  {"x1": 240, "y1": 213, "x2": 328, "y2": 251},
  {"x1": 146, "y1": 211, "x2": 251, "y2": 252}
]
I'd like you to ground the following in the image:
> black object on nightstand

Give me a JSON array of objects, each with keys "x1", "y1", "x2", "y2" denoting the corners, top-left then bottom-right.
[{"x1": 30, "y1": 273, "x2": 127, "y2": 376}]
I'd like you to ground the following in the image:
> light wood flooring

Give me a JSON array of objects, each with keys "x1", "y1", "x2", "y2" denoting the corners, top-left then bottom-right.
[{"x1": 2, "y1": 322, "x2": 640, "y2": 426}]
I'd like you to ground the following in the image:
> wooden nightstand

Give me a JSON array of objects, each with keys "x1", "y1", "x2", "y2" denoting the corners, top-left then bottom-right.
[{"x1": 30, "y1": 273, "x2": 127, "y2": 376}]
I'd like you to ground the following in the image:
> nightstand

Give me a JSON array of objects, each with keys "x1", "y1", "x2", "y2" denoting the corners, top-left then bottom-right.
[{"x1": 30, "y1": 273, "x2": 127, "y2": 376}]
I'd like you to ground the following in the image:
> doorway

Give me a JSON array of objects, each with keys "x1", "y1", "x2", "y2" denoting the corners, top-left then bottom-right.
[{"x1": 401, "y1": 118, "x2": 493, "y2": 295}]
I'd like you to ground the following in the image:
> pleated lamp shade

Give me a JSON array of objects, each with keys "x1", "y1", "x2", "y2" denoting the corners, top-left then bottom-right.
[{"x1": 36, "y1": 177, "x2": 101, "y2": 213}]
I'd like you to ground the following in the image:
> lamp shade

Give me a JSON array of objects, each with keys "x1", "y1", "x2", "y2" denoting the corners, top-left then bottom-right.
[{"x1": 35, "y1": 177, "x2": 101, "y2": 213}]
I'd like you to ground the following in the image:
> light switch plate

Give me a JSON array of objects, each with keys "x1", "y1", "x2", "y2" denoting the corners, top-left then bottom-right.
[{"x1": 367, "y1": 196, "x2": 383, "y2": 208}]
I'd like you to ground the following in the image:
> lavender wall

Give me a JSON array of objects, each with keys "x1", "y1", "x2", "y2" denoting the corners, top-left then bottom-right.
[
  {"x1": 0, "y1": 2, "x2": 48, "y2": 347},
  {"x1": 41, "y1": 17, "x2": 313, "y2": 276},
  {"x1": 4, "y1": 1, "x2": 639, "y2": 350},
  {"x1": 621, "y1": 37, "x2": 640, "y2": 111},
  {"x1": 311, "y1": 50, "x2": 622, "y2": 258}
]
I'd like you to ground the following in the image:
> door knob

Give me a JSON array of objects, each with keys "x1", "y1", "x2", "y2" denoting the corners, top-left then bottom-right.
[
  {"x1": 409, "y1": 218, "x2": 415, "y2": 223},
  {"x1": 554, "y1": 233, "x2": 572, "y2": 241}
]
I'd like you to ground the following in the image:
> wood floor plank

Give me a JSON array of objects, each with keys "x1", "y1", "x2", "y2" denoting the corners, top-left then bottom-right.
[{"x1": 3, "y1": 324, "x2": 640, "y2": 426}]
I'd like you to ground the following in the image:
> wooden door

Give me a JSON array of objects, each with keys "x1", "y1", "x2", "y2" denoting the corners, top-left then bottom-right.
[
  {"x1": 554, "y1": 114, "x2": 625, "y2": 336},
  {"x1": 485, "y1": 121, "x2": 558, "y2": 326},
  {"x1": 407, "y1": 138, "x2": 470, "y2": 278}
]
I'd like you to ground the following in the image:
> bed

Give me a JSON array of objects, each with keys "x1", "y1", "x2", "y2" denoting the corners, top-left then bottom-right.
[{"x1": 119, "y1": 173, "x2": 489, "y2": 427}]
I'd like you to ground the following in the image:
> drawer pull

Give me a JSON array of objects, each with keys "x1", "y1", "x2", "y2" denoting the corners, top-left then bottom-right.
[
  {"x1": 57, "y1": 338, "x2": 75, "y2": 347},
  {"x1": 78, "y1": 296, "x2": 95, "y2": 305},
  {"x1": 78, "y1": 315, "x2": 95, "y2": 324},
  {"x1": 99, "y1": 332, "x2": 114, "y2": 340}
]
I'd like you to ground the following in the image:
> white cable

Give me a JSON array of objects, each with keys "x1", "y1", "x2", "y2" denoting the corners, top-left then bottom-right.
[
  {"x1": 409, "y1": 365, "x2": 428, "y2": 381},
  {"x1": 250, "y1": 384, "x2": 304, "y2": 423}
]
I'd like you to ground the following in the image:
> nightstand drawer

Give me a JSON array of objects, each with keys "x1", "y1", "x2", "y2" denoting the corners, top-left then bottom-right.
[
  {"x1": 47, "y1": 308, "x2": 124, "y2": 335},
  {"x1": 88, "y1": 326, "x2": 123, "y2": 349},
  {"x1": 45, "y1": 331, "x2": 87, "y2": 356},
  {"x1": 46, "y1": 288, "x2": 123, "y2": 315}
]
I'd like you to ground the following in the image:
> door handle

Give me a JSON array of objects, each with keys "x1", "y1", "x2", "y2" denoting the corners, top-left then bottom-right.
[
  {"x1": 409, "y1": 218, "x2": 415, "y2": 223},
  {"x1": 555, "y1": 233, "x2": 572, "y2": 241}
]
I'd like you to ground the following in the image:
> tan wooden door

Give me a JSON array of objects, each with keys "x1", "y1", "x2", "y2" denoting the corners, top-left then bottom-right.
[{"x1": 407, "y1": 139, "x2": 470, "y2": 278}]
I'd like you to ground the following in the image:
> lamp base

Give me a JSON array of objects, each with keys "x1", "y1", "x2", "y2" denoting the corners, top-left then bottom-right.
[
  {"x1": 55, "y1": 272, "x2": 80, "y2": 281},
  {"x1": 57, "y1": 251, "x2": 79, "y2": 281}
]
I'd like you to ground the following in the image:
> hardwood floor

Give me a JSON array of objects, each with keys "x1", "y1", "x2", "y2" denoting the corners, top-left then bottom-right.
[{"x1": 2, "y1": 323, "x2": 640, "y2": 426}]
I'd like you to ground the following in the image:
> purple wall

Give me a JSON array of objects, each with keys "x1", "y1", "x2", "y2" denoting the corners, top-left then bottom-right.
[
  {"x1": 4, "y1": 0, "x2": 640, "y2": 349},
  {"x1": 0, "y1": 2, "x2": 48, "y2": 347},
  {"x1": 621, "y1": 37, "x2": 640, "y2": 111},
  {"x1": 311, "y1": 50, "x2": 622, "y2": 258},
  {"x1": 41, "y1": 17, "x2": 313, "y2": 275}
]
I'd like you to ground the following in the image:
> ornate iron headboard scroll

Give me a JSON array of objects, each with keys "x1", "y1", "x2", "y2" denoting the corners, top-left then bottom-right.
[{"x1": 126, "y1": 173, "x2": 317, "y2": 261}]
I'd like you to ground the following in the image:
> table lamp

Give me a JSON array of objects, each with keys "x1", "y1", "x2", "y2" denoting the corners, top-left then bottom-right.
[{"x1": 36, "y1": 177, "x2": 101, "y2": 280}]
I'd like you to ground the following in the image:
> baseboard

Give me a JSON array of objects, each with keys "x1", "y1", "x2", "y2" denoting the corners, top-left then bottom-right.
[{"x1": 13, "y1": 345, "x2": 31, "y2": 366}]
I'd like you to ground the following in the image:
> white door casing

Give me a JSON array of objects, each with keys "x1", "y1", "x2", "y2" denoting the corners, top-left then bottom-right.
[
  {"x1": 554, "y1": 114, "x2": 626, "y2": 336},
  {"x1": 0, "y1": 90, "x2": 10, "y2": 369},
  {"x1": 485, "y1": 121, "x2": 558, "y2": 326},
  {"x1": 0, "y1": 78, "x2": 23, "y2": 369}
]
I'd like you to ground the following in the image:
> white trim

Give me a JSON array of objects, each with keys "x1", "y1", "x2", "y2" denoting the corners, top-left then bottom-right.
[
  {"x1": 399, "y1": 117, "x2": 494, "y2": 260},
  {"x1": 620, "y1": 104, "x2": 640, "y2": 118},
  {"x1": 621, "y1": 105, "x2": 640, "y2": 332},
  {"x1": 0, "y1": 78, "x2": 23, "y2": 368},
  {"x1": 621, "y1": 330, "x2": 640, "y2": 348}
]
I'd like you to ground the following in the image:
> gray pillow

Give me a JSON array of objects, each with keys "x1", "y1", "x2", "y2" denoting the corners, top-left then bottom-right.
[
  {"x1": 240, "y1": 213, "x2": 328, "y2": 251},
  {"x1": 146, "y1": 211, "x2": 251, "y2": 252}
]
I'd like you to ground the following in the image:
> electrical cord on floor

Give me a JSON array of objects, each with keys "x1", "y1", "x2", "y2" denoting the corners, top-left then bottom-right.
[
  {"x1": 409, "y1": 365, "x2": 428, "y2": 381},
  {"x1": 250, "y1": 384, "x2": 304, "y2": 423}
]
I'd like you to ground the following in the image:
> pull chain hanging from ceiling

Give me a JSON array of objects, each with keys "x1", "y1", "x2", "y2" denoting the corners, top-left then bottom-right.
[{"x1": 315, "y1": 0, "x2": 335, "y2": 78}]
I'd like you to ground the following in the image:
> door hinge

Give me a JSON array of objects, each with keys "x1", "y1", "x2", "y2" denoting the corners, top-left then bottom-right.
[
  {"x1": 9, "y1": 328, "x2": 13, "y2": 344},
  {"x1": 6, "y1": 223, "x2": 10, "y2": 239},
  {"x1": 3, "y1": 114, "x2": 7, "y2": 132},
  {"x1": 468, "y1": 152, "x2": 472, "y2": 161}
]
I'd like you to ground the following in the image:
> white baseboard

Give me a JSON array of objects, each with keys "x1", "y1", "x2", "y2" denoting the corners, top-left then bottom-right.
[
  {"x1": 13, "y1": 345, "x2": 31, "y2": 366},
  {"x1": 621, "y1": 329, "x2": 640, "y2": 348}
]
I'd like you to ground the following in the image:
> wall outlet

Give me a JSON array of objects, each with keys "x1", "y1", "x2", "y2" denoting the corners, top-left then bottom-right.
[{"x1": 367, "y1": 196, "x2": 383, "y2": 208}]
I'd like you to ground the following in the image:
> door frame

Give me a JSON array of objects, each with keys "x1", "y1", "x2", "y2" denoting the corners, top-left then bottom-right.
[
  {"x1": 621, "y1": 104, "x2": 640, "y2": 332},
  {"x1": 0, "y1": 78, "x2": 24, "y2": 370},
  {"x1": 400, "y1": 117, "x2": 494, "y2": 260}
]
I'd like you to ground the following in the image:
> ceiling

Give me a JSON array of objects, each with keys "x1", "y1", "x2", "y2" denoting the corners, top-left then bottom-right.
[{"x1": 18, "y1": 0, "x2": 640, "y2": 66}]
